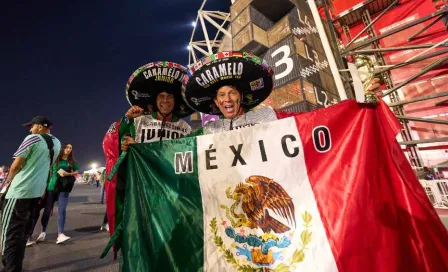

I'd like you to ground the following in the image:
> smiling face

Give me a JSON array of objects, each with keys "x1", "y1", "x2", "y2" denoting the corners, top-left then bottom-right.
[
  {"x1": 156, "y1": 92, "x2": 175, "y2": 115},
  {"x1": 214, "y1": 86, "x2": 243, "y2": 119}
]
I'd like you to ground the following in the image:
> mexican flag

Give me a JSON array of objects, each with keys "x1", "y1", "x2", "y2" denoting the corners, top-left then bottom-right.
[{"x1": 113, "y1": 101, "x2": 448, "y2": 271}]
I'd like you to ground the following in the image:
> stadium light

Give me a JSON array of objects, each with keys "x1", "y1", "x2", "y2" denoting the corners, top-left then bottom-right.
[{"x1": 191, "y1": 21, "x2": 197, "y2": 27}]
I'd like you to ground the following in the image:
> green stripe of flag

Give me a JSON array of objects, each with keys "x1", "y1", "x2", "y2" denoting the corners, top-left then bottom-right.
[{"x1": 121, "y1": 139, "x2": 203, "y2": 271}]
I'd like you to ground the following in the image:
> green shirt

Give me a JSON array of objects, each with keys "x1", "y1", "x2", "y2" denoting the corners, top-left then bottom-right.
[
  {"x1": 6, "y1": 134, "x2": 61, "y2": 199},
  {"x1": 47, "y1": 159, "x2": 79, "y2": 191}
]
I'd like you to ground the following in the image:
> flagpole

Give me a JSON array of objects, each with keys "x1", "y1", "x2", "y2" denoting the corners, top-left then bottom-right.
[{"x1": 305, "y1": 0, "x2": 348, "y2": 100}]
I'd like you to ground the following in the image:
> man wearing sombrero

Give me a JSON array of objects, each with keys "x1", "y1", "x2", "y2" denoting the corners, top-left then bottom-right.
[
  {"x1": 120, "y1": 62, "x2": 194, "y2": 149},
  {"x1": 183, "y1": 52, "x2": 277, "y2": 134},
  {"x1": 183, "y1": 52, "x2": 381, "y2": 134},
  {"x1": 101, "y1": 62, "x2": 194, "y2": 253}
]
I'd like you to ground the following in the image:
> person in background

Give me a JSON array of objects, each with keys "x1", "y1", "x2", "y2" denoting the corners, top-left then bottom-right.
[
  {"x1": 0, "y1": 166, "x2": 8, "y2": 184},
  {"x1": 99, "y1": 168, "x2": 108, "y2": 231},
  {"x1": 89, "y1": 174, "x2": 94, "y2": 185},
  {"x1": 423, "y1": 167, "x2": 435, "y2": 180},
  {"x1": 51, "y1": 144, "x2": 79, "y2": 244},
  {"x1": 99, "y1": 169, "x2": 106, "y2": 204},
  {"x1": 1, "y1": 116, "x2": 60, "y2": 271}
]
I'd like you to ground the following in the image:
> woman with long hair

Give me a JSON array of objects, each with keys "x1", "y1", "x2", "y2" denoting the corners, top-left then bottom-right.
[
  {"x1": 53, "y1": 143, "x2": 78, "y2": 244},
  {"x1": 31, "y1": 144, "x2": 79, "y2": 245}
]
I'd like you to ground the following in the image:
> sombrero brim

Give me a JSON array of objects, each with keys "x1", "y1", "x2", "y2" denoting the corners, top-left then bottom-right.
[
  {"x1": 182, "y1": 52, "x2": 274, "y2": 115},
  {"x1": 126, "y1": 62, "x2": 194, "y2": 118}
]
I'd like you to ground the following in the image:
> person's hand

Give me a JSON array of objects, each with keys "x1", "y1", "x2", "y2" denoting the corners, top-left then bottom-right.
[
  {"x1": 366, "y1": 78, "x2": 382, "y2": 97},
  {"x1": 363, "y1": 78, "x2": 384, "y2": 104},
  {"x1": 57, "y1": 169, "x2": 69, "y2": 177},
  {"x1": 121, "y1": 136, "x2": 136, "y2": 151},
  {"x1": 58, "y1": 169, "x2": 65, "y2": 177},
  {"x1": 125, "y1": 106, "x2": 144, "y2": 119}
]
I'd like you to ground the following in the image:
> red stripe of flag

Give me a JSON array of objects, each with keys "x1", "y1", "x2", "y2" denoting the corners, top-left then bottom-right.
[{"x1": 294, "y1": 100, "x2": 448, "y2": 271}]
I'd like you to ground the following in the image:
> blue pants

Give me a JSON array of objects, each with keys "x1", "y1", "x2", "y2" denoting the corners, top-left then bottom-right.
[
  {"x1": 57, "y1": 192, "x2": 70, "y2": 234},
  {"x1": 100, "y1": 183, "x2": 106, "y2": 204}
]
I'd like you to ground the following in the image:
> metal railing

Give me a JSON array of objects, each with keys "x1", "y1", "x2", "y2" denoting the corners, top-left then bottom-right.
[{"x1": 420, "y1": 179, "x2": 448, "y2": 209}]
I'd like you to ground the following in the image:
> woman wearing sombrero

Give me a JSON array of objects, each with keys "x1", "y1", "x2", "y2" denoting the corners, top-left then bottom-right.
[{"x1": 183, "y1": 52, "x2": 381, "y2": 135}]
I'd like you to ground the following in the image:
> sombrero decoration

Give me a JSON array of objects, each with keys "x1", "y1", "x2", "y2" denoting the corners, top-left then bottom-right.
[
  {"x1": 125, "y1": 61, "x2": 194, "y2": 118},
  {"x1": 182, "y1": 51, "x2": 274, "y2": 115}
]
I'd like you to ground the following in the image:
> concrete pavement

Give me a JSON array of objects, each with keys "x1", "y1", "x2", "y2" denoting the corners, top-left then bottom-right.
[{"x1": 1, "y1": 183, "x2": 118, "y2": 272}]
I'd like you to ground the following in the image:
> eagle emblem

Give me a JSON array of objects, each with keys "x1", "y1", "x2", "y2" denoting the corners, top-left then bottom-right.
[
  {"x1": 233, "y1": 175, "x2": 296, "y2": 233},
  {"x1": 211, "y1": 175, "x2": 312, "y2": 270}
]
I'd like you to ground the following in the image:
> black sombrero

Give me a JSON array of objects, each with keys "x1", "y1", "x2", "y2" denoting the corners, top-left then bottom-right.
[
  {"x1": 125, "y1": 61, "x2": 194, "y2": 118},
  {"x1": 182, "y1": 52, "x2": 274, "y2": 115}
]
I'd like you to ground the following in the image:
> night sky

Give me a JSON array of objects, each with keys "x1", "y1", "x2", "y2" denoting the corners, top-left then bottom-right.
[{"x1": 0, "y1": 0, "x2": 230, "y2": 170}]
